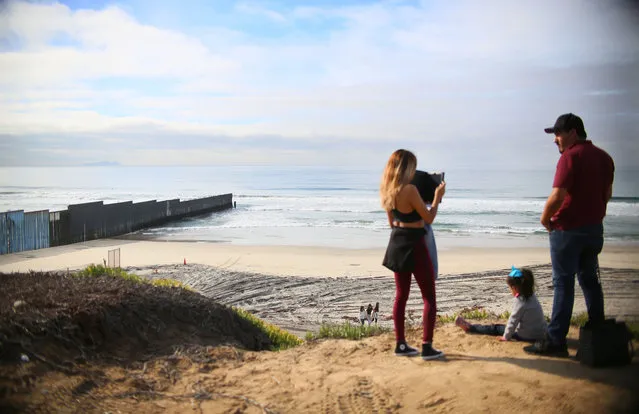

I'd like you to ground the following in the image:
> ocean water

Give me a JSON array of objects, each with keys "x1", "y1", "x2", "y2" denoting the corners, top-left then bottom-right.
[{"x1": 1, "y1": 166, "x2": 638, "y2": 249}]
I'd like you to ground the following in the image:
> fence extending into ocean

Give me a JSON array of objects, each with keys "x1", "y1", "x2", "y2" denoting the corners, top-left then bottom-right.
[{"x1": 0, "y1": 194, "x2": 233, "y2": 255}]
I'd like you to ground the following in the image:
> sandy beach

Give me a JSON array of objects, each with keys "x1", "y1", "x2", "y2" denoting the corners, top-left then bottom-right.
[
  {"x1": 3, "y1": 241, "x2": 639, "y2": 413},
  {"x1": 1, "y1": 238, "x2": 638, "y2": 277},
  {"x1": 2, "y1": 239, "x2": 638, "y2": 338}
]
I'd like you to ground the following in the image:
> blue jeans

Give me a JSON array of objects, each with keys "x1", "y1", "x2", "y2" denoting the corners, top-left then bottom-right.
[
  {"x1": 469, "y1": 324, "x2": 531, "y2": 341},
  {"x1": 470, "y1": 323, "x2": 505, "y2": 336},
  {"x1": 547, "y1": 223, "x2": 605, "y2": 346},
  {"x1": 424, "y1": 223, "x2": 438, "y2": 280}
]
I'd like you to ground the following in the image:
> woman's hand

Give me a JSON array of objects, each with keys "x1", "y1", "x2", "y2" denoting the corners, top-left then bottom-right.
[{"x1": 434, "y1": 181, "x2": 446, "y2": 202}]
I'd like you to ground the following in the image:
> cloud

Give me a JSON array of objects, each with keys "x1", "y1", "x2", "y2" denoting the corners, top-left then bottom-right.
[
  {"x1": 235, "y1": 2, "x2": 287, "y2": 22},
  {"x1": 0, "y1": 2, "x2": 237, "y2": 88},
  {"x1": 0, "y1": 0, "x2": 638, "y2": 167}
]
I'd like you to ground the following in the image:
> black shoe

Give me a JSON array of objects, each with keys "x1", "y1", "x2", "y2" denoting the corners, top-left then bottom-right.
[
  {"x1": 394, "y1": 342, "x2": 419, "y2": 357},
  {"x1": 523, "y1": 338, "x2": 569, "y2": 358},
  {"x1": 421, "y1": 343, "x2": 445, "y2": 360}
]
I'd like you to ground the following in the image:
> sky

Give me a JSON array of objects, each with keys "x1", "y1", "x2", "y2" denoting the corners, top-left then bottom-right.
[{"x1": 1, "y1": 0, "x2": 638, "y2": 169}]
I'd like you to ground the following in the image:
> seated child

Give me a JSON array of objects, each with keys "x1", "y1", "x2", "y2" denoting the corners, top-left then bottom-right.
[
  {"x1": 455, "y1": 266, "x2": 546, "y2": 342},
  {"x1": 359, "y1": 306, "x2": 367, "y2": 326}
]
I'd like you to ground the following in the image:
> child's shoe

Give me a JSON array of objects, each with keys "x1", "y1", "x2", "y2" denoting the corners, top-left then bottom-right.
[{"x1": 455, "y1": 315, "x2": 471, "y2": 332}]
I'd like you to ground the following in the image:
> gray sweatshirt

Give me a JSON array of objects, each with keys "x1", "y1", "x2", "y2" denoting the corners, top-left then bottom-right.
[{"x1": 504, "y1": 293, "x2": 547, "y2": 341}]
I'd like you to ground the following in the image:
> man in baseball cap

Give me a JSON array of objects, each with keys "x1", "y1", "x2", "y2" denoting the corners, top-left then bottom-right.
[
  {"x1": 524, "y1": 113, "x2": 615, "y2": 357},
  {"x1": 543, "y1": 113, "x2": 587, "y2": 140}
]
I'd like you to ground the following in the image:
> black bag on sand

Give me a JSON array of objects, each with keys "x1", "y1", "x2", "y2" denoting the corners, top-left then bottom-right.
[{"x1": 577, "y1": 319, "x2": 634, "y2": 368}]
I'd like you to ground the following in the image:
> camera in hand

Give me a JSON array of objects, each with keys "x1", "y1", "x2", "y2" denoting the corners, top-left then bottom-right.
[{"x1": 411, "y1": 170, "x2": 445, "y2": 203}]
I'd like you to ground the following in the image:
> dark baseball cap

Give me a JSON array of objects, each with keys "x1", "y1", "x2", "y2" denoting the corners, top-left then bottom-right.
[
  {"x1": 544, "y1": 113, "x2": 588, "y2": 138},
  {"x1": 544, "y1": 113, "x2": 587, "y2": 138}
]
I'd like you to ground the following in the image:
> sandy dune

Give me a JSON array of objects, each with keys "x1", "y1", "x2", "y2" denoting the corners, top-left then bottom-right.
[{"x1": 21, "y1": 325, "x2": 638, "y2": 413}]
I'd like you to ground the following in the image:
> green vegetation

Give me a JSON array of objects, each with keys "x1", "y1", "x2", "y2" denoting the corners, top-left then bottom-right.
[
  {"x1": 79, "y1": 263, "x2": 144, "y2": 283},
  {"x1": 568, "y1": 313, "x2": 638, "y2": 339},
  {"x1": 438, "y1": 307, "x2": 496, "y2": 324},
  {"x1": 458, "y1": 308, "x2": 492, "y2": 320},
  {"x1": 305, "y1": 322, "x2": 390, "y2": 341},
  {"x1": 151, "y1": 278, "x2": 193, "y2": 290},
  {"x1": 437, "y1": 314, "x2": 456, "y2": 324},
  {"x1": 77, "y1": 264, "x2": 193, "y2": 290},
  {"x1": 232, "y1": 307, "x2": 303, "y2": 351},
  {"x1": 499, "y1": 311, "x2": 511, "y2": 320},
  {"x1": 570, "y1": 312, "x2": 589, "y2": 327}
]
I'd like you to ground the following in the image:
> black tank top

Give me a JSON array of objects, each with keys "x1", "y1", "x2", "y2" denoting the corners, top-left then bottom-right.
[{"x1": 391, "y1": 208, "x2": 422, "y2": 223}]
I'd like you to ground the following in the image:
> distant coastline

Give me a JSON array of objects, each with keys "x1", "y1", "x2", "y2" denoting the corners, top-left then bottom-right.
[{"x1": 82, "y1": 161, "x2": 121, "y2": 167}]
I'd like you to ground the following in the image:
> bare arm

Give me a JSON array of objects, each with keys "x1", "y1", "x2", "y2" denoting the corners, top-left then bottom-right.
[
  {"x1": 541, "y1": 187, "x2": 567, "y2": 231},
  {"x1": 606, "y1": 184, "x2": 613, "y2": 203},
  {"x1": 409, "y1": 183, "x2": 445, "y2": 224},
  {"x1": 386, "y1": 210, "x2": 395, "y2": 228}
]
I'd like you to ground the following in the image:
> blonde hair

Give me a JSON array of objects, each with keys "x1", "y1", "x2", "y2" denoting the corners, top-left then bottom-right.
[{"x1": 380, "y1": 149, "x2": 417, "y2": 211}]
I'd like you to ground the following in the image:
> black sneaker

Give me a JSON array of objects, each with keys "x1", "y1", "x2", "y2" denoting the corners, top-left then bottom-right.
[
  {"x1": 394, "y1": 342, "x2": 419, "y2": 357},
  {"x1": 523, "y1": 338, "x2": 569, "y2": 358},
  {"x1": 421, "y1": 343, "x2": 444, "y2": 360}
]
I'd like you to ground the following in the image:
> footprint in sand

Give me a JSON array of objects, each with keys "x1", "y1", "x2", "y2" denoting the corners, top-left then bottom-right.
[{"x1": 321, "y1": 377, "x2": 397, "y2": 414}]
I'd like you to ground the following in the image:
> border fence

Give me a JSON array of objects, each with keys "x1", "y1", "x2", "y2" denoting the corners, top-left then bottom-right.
[{"x1": 1, "y1": 193, "x2": 232, "y2": 255}]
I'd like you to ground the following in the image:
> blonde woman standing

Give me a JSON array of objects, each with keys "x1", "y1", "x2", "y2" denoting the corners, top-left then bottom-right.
[{"x1": 381, "y1": 149, "x2": 446, "y2": 360}]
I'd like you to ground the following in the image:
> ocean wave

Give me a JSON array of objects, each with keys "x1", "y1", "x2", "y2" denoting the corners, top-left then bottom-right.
[
  {"x1": 142, "y1": 215, "x2": 639, "y2": 239},
  {"x1": 610, "y1": 196, "x2": 639, "y2": 202},
  {"x1": 234, "y1": 193, "x2": 373, "y2": 199},
  {"x1": 437, "y1": 227, "x2": 547, "y2": 235},
  {"x1": 509, "y1": 195, "x2": 639, "y2": 203},
  {"x1": 150, "y1": 221, "x2": 388, "y2": 231},
  {"x1": 243, "y1": 207, "x2": 382, "y2": 214},
  {"x1": 149, "y1": 218, "x2": 545, "y2": 234},
  {"x1": 261, "y1": 187, "x2": 361, "y2": 192},
  {"x1": 233, "y1": 196, "x2": 638, "y2": 217},
  {"x1": 240, "y1": 206, "x2": 553, "y2": 216}
]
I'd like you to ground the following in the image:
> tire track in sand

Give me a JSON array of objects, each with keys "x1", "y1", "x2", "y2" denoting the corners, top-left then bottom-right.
[{"x1": 129, "y1": 264, "x2": 639, "y2": 335}]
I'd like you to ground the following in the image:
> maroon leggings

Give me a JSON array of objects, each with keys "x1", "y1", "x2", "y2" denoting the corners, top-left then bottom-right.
[{"x1": 393, "y1": 237, "x2": 436, "y2": 344}]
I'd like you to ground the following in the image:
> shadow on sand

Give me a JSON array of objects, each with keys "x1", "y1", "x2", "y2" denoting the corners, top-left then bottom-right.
[{"x1": 443, "y1": 352, "x2": 639, "y2": 391}]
